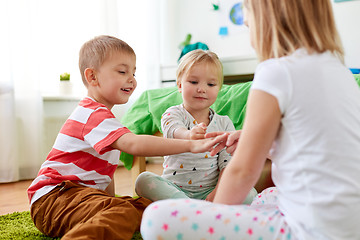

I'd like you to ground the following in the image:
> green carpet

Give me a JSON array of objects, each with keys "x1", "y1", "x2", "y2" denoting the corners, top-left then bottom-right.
[{"x1": 0, "y1": 211, "x2": 142, "y2": 240}]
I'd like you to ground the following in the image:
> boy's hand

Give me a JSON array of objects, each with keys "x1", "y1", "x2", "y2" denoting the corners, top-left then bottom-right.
[
  {"x1": 190, "y1": 122, "x2": 207, "y2": 140},
  {"x1": 190, "y1": 133, "x2": 228, "y2": 153}
]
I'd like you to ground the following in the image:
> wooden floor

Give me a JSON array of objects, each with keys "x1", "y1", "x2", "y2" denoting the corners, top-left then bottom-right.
[{"x1": 0, "y1": 163, "x2": 162, "y2": 216}]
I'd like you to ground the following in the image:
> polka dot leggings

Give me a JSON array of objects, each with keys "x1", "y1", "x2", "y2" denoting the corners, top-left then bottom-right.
[{"x1": 141, "y1": 187, "x2": 295, "y2": 240}]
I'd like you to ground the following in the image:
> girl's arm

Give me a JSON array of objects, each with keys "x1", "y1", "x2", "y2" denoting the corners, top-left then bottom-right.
[
  {"x1": 213, "y1": 90, "x2": 281, "y2": 205},
  {"x1": 161, "y1": 107, "x2": 207, "y2": 140},
  {"x1": 111, "y1": 132, "x2": 227, "y2": 157},
  {"x1": 205, "y1": 168, "x2": 224, "y2": 202},
  {"x1": 174, "y1": 122, "x2": 207, "y2": 140}
]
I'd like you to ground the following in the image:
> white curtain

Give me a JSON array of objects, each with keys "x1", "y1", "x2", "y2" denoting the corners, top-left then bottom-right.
[
  {"x1": 0, "y1": 0, "x2": 161, "y2": 182},
  {"x1": 0, "y1": 84, "x2": 18, "y2": 182},
  {"x1": 115, "y1": 0, "x2": 161, "y2": 97}
]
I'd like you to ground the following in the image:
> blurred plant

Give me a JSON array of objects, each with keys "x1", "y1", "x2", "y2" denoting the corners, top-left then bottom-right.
[{"x1": 60, "y1": 72, "x2": 70, "y2": 81}]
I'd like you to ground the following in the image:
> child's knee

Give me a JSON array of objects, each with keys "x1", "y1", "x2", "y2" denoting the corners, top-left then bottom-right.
[
  {"x1": 251, "y1": 187, "x2": 278, "y2": 206},
  {"x1": 243, "y1": 187, "x2": 258, "y2": 205},
  {"x1": 135, "y1": 171, "x2": 174, "y2": 194},
  {"x1": 135, "y1": 171, "x2": 158, "y2": 195},
  {"x1": 140, "y1": 200, "x2": 171, "y2": 236},
  {"x1": 136, "y1": 171, "x2": 158, "y2": 181}
]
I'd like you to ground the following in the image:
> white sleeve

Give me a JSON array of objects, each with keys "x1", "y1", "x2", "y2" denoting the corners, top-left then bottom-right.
[
  {"x1": 161, "y1": 106, "x2": 188, "y2": 139},
  {"x1": 251, "y1": 59, "x2": 292, "y2": 114}
]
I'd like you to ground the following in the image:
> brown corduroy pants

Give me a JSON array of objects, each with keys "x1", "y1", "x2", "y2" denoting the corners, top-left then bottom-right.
[{"x1": 30, "y1": 180, "x2": 152, "y2": 240}]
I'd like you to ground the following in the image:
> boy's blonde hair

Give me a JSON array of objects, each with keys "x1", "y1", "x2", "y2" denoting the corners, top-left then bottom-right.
[
  {"x1": 79, "y1": 35, "x2": 135, "y2": 86},
  {"x1": 244, "y1": 0, "x2": 344, "y2": 62},
  {"x1": 176, "y1": 49, "x2": 224, "y2": 87}
]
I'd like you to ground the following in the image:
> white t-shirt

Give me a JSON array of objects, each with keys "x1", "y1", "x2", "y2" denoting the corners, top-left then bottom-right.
[{"x1": 251, "y1": 49, "x2": 360, "y2": 240}]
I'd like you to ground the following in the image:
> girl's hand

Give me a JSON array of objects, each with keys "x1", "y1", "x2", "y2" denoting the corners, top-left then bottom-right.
[
  {"x1": 224, "y1": 130, "x2": 241, "y2": 155},
  {"x1": 205, "y1": 131, "x2": 241, "y2": 156},
  {"x1": 190, "y1": 133, "x2": 228, "y2": 153},
  {"x1": 189, "y1": 122, "x2": 207, "y2": 140}
]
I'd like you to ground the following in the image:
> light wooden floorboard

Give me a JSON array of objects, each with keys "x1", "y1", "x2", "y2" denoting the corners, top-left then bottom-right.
[{"x1": 0, "y1": 163, "x2": 162, "y2": 216}]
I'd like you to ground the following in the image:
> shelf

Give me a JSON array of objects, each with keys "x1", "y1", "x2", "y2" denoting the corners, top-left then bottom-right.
[
  {"x1": 160, "y1": 55, "x2": 259, "y2": 83},
  {"x1": 42, "y1": 94, "x2": 83, "y2": 102}
]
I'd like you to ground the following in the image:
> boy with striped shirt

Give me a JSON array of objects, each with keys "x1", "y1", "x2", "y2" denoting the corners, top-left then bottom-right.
[{"x1": 27, "y1": 35, "x2": 226, "y2": 240}]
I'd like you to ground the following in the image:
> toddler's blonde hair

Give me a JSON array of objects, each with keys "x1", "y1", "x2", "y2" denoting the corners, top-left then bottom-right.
[
  {"x1": 176, "y1": 49, "x2": 224, "y2": 88},
  {"x1": 79, "y1": 35, "x2": 135, "y2": 86}
]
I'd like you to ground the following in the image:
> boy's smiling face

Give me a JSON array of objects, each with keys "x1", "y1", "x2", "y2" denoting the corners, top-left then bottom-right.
[{"x1": 87, "y1": 51, "x2": 137, "y2": 109}]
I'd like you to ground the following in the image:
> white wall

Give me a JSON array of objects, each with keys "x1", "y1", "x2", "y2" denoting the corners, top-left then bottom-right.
[
  {"x1": 332, "y1": 1, "x2": 360, "y2": 68},
  {"x1": 160, "y1": 0, "x2": 255, "y2": 67},
  {"x1": 160, "y1": 0, "x2": 360, "y2": 69}
]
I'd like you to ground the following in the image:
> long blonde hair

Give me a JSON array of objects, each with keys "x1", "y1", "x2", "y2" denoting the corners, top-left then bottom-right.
[{"x1": 244, "y1": 0, "x2": 344, "y2": 62}]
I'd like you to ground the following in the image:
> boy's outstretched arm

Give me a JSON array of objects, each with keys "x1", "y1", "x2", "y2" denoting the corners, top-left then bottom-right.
[{"x1": 111, "y1": 132, "x2": 227, "y2": 157}]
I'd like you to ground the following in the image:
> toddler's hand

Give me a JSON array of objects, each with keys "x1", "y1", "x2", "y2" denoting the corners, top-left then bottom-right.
[{"x1": 190, "y1": 122, "x2": 207, "y2": 140}]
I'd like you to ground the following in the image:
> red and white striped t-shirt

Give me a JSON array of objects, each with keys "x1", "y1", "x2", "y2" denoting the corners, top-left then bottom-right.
[{"x1": 27, "y1": 97, "x2": 130, "y2": 206}]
